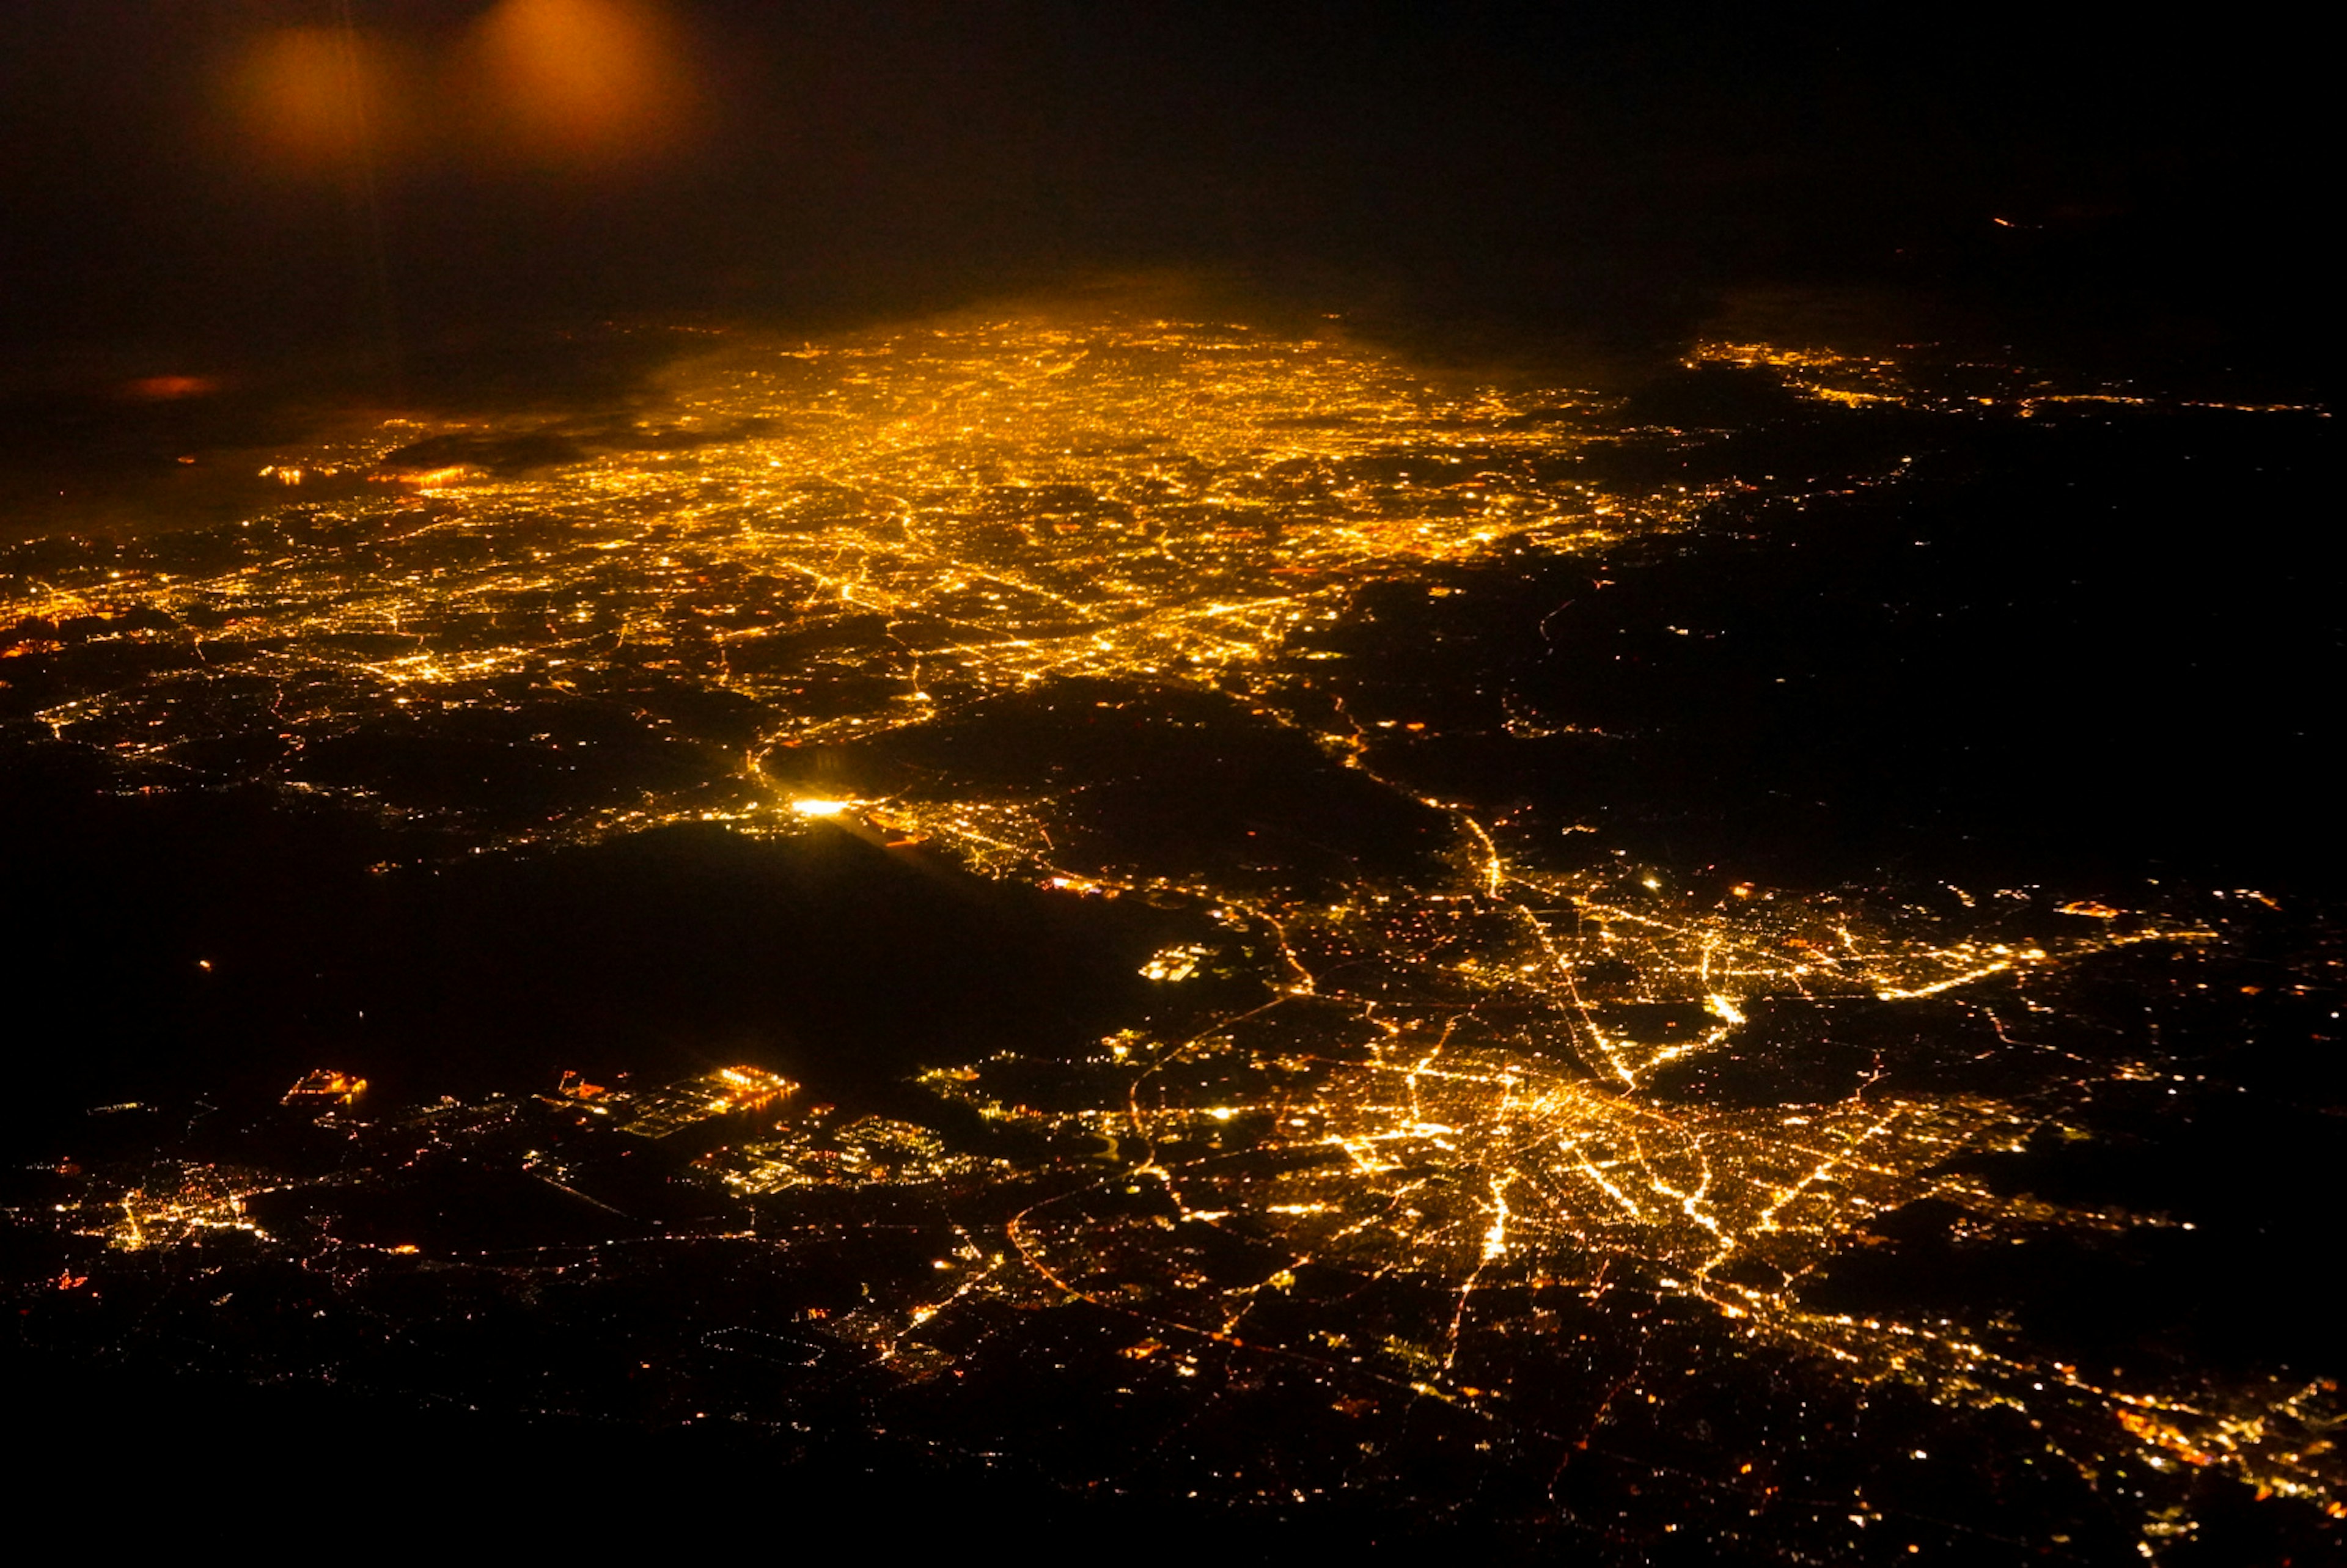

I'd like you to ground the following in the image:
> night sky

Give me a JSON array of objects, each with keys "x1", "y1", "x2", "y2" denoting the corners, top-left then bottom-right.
[{"x1": 1, "y1": 2, "x2": 2326, "y2": 390}]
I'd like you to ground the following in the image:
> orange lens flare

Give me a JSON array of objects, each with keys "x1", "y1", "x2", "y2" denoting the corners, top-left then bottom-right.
[
  {"x1": 227, "y1": 25, "x2": 401, "y2": 175},
  {"x1": 468, "y1": 0, "x2": 699, "y2": 169}
]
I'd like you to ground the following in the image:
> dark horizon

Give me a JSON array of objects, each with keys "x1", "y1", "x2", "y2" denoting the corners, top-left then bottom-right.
[{"x1": 1, "y1": 2, "x2": 2327, "y2": 395}]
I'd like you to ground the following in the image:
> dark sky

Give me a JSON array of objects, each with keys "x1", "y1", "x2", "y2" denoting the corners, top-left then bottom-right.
[{"x1": 0, "y1": 2, "x2": 2325, "y2": 387}]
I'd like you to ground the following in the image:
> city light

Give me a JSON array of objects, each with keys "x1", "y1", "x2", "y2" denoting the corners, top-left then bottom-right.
[{"x1": 4, "y1": 309, "x2": 2334, "y2": 1549}]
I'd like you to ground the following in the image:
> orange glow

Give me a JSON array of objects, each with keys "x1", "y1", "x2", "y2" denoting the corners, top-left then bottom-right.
[
  {"x1": 377, "y1": 464, "x2": 481, "y2": 490},
  {"x1": 123, "y1": 375, "x2": 219, "y2": 401},
  {"x1": 468, "y1": 0, "x2": 699, "y2": 169},
  {"x1": 227, "y1": 26, "x2": 405, "y2": 175},
  {"x1": 557, "y1": 1070, "x2": 613, "y2": 1101}
]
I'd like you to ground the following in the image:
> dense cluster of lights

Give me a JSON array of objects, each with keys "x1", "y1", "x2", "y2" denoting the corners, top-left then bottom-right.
[
  {"x1": 3, "y1": 313, "x2": 1697, "y2": 840},
  {"x1": 4, "y1": 312, "x2": 2337, "y2": 1552}
]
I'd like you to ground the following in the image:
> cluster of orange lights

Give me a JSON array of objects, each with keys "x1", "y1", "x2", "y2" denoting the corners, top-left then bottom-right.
[
  {"x1": 705, "y1": 1066, "x2": 794, "y2": 1116},
  {"x1": 281, "y1": 1069, "x2": 367, "y2": 1106},
  {"x1": 556, "y1": 1069, "x2": 614, "y2": 1102}
]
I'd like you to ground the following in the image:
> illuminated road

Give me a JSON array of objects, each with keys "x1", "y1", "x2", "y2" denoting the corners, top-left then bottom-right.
[{"x1": 2, "y1": 309, "x2": 2336, "y2": 1561}]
